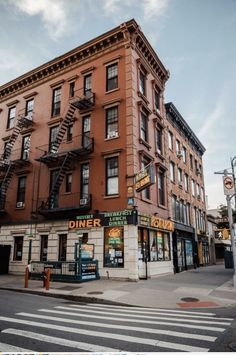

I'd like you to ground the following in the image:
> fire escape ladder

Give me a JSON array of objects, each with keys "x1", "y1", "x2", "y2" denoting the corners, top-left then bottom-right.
[
  {"x1": 2, "y1": 113, "x2": 33, "y2": 161},
  {"x1": 50, "y1": 104, "x2": 76, "y2": 153},
  {"x1": 0, "y1": 162, "x2": 15, "y2": 210},
  {"x1": 47, "y1": 152, "x2": 72, "y2": 208}
]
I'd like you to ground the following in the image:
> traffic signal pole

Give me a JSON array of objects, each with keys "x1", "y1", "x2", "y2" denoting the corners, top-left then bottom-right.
[{"x1": 226, "y1": 193, "x2": 236, "y2": 288}]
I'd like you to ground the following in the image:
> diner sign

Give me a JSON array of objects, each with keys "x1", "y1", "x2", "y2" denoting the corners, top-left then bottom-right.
[
  {"x1": 134, "y1": 164, "x2": 155, "y2": 192},
  {"x1": 138, "y1": 212, "x2": 174, "y2": 232},
  {"x1": 69, "y1": 210, "x2": 137, "y2": 229}
]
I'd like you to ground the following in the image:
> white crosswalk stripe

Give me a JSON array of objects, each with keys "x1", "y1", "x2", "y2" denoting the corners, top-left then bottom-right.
[
  {"x1": 0, "y1": 302, "x2": 232, "y2": 352},
  {"x1": 0, "y1": 341, "x2": 32, "y2": 352}
]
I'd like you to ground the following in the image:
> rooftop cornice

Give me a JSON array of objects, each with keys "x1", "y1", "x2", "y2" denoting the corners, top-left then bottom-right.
[
  {"x1": 0, "y1": 19, "x2": 169, "y2": 103},
  {"x1": 165, "y1": 102, "x2": 206, "y2": 155}
]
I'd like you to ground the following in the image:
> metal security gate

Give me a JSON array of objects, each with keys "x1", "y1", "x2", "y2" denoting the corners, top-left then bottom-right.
[{"x1": 0, "y1": 245, "x2": 11, "y2": 274}]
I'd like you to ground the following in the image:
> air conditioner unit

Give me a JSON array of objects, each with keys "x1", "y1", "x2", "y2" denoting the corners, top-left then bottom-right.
[
  {"x1": 196, "y1": 168, "x2": 201, "y2": 175},
  {"x1": 177, "y1": 151, "x2": 182, "y2": 158},
  {"x1": 108, "y1": 131, "x2": 118, "y2": 139},
  {"x1": 16, "y1": 201, "x2": 24, "y2": 208},
  {"x1": 80, "y1": 198, "x2": 88, "y2": 205}
]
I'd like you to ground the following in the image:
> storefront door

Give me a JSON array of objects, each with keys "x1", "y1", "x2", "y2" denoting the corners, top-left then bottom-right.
[
  {"x1": 177, "y1": 238, "x2": 185, "y2": 272},
  {"x1": 138, "y1": 228, "x2": 148, "y2": 279}
]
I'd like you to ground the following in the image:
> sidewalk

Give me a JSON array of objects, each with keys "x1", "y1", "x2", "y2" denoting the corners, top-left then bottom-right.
[{"x1": 0, "y1": 264, "x2": 236, "y2": 309}]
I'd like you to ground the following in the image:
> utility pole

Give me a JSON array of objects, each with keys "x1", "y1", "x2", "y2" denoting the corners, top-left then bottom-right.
[{"x1": 226, "y1": 193, "x2": 236, "y2": 287}]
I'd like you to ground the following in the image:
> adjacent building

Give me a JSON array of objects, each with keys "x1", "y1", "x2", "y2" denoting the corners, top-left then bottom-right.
[{"x1": 0, "y1": 19, "x2": 207, "y2": 280}]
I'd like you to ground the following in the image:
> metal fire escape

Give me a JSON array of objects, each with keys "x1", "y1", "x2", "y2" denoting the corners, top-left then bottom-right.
[
  {"x1": 0, "y1": 115, "x2": 33, "y2": 211},
  {"x1": 36, "y1": 92, "x2": 95, "y2": 213}
]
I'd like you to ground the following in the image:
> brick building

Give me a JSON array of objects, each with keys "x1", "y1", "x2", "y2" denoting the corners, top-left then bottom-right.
[
  {"x1": 0, "y1": 19, "x2": 207, "y2": 280},
  {"x1": 165, "y1": 103, "x2": 208, "y2": 272}
]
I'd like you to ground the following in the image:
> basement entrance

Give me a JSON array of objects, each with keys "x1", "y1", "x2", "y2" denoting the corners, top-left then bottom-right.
[{"x1": 0, "y1": 245, "x2": 11, "y2": 274}]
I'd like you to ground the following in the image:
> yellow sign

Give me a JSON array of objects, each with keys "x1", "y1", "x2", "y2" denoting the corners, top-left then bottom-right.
[
  {"x1": 69, "y1": 219, "x2": 101, "y2": 229},
  {"x1": 150, "y1": 217, "x2": 174, "y2": 231}
]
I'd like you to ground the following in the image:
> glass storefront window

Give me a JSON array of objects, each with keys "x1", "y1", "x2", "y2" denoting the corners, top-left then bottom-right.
[
  {"x1": 150, "y1": 230, "x2": 158, "y2": 261},
  {"x1": 185, "y1": 240, "x2": 193, "y2": 265},
  {"x1": 104, "y1": 227, "x2": 124, "y2": 268},
  {"x1": 148, "y1": 230, "x2": 171, "y2": 262}
]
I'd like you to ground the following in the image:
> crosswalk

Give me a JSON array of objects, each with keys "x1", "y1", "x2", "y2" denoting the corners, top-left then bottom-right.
[{"x1": 0, "y1": 302, "x2": 233, "y2": 352}]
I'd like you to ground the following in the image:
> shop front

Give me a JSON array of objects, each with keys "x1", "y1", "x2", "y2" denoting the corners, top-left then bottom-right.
[
  {"x1": 198, "y1": 235, "x2": 210, "y2": 266},
  {"x1": 137, "y1": 213, "x2": 174, "y2": 279},
  {"x1": 172, "y1": 223, "x2": 195, "y2": 273}
]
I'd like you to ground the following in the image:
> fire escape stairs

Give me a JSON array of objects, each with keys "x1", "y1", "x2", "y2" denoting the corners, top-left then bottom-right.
[
  {"x1": 0, "y1": 115, "x2": 32, "y2": 210},
  {"x1": 0, "y1": 162, "x2": 15, "y2": 210},
  {"x1": 44, "y1": 151, "x2": 74, "y2": 210},
  {"x1": 50, "y1": 104, "x2": 76, "y2": 154}
]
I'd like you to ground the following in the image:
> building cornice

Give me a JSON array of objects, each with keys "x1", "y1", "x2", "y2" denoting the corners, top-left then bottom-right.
[
  {"x1": 0, "y1": 19, "x2": 169, "y2": 103},
  {"x1": 165, "y1": 102, "x2": 206, "y2": 156}
]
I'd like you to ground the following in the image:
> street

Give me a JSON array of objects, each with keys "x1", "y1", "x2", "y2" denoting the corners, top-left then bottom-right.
[{"x1": 0, "y1": 290, "x2": 235, "y2": 352}]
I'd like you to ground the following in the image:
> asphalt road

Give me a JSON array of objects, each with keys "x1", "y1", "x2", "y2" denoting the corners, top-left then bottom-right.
[{"x1": 0, "y1": 290, "x2": 236, "y2": 352}]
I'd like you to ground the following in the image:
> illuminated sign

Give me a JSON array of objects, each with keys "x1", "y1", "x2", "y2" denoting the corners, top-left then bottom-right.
[
  {"x1": 135, "y1": 164, "x2": 155, "y2": 192},
  {"x1": 150, "y1": 216, "x2": 174, "y2": 231}
]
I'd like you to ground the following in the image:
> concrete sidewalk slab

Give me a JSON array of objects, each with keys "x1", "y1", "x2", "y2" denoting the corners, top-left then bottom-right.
[{"x1": 0, "y1": 264, "x2": 235, "y2": 309}]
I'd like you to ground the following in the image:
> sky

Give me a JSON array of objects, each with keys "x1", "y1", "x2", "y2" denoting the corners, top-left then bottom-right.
[{"x1": 0, "y1": 0, "x2": 235, "y2": 209}]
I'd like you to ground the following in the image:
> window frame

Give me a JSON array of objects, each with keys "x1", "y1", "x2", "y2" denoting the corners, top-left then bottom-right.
[
  {"x1": 51, "y1": 87, "x2": 61, "y2": 117},
  {"x1": 80, "y1": 163, "x2": 90, "y2": 200},
  {"x1": 13, "y1": 236, "x2": 23, "y2": 261},
  {"x1": 69, "y1": 81, "x2": 75, "y2": 98},
  {"x1": 25, "y1": 98, "x2": 34, "y2": 120},
  {"x1": 7, "y1": 106, "x2": 16, "y2": 129},
  {"x1": 105, "y1": 156, "x2": 119, "y2": 196},
  {"x1": 155, "y1": 124, "x2": 163, "y2": 155},
  {"x1": 168, "y1": 131, "x2": 173, "y2": 150},
  {"x1": 21, "y1": 135, "x2": 30, "y2": 160},
  {"x1": 106, "y1": 106, "x2": 119, "y2": 139},
  {"x1": 106, "y1": 63, "x2": 118, "y2": 92},
  {"x1": 158, "y1": 169, "x2": 165, "y2": 206},
  {"x1": 40, "y1": 235, "x2": 48, "y2": 262},
  {"x1": 170, "y1": 161, "x2": 175, "y2": 182},
  {"x1": 58, "y1": 234, "x2": 67, "y2": 261},
  {"x1": 84, "y1": 74, "x2": 92, "y2": 96},
  {"x1": 140, "y1": 110, "x2": 148, "y2": 143},
  {"x1": 16, "y1": 176, "x2": 26, "y2": 207},
  {"x1": 65, "y1": 173, "x2": 72, "y2": 193}
]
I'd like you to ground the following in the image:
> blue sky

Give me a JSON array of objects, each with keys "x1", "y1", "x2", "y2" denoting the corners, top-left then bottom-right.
[{"x1": 0, "y1": 0, "x2": 236, "y2": 209}]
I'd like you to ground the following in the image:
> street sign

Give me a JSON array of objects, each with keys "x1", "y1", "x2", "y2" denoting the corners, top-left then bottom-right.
[{"x1": 223, "y1": 175, "x2": 235, "y2": 195}]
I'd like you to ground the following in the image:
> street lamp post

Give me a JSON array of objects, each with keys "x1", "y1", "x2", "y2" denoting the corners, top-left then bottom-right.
[{"x1": 231, "y1": 156, "x2": 236, "y2": 208}]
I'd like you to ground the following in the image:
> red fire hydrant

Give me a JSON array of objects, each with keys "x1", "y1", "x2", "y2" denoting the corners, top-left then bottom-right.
[{"x1": 43, "y1": 268, "x2": 51, "y2": 290}]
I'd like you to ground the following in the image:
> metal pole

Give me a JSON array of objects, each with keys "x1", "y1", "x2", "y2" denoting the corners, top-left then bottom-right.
[
  {"x1": 226, "y1": 194, "x2": 236, "y2": 287},
  {"x1": 231, "y1": 157, "x2": 236, "y2": 209}
]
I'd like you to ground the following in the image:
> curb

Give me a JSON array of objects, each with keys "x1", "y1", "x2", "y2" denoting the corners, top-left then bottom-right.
[{"x1": 0, "y1": 286, "x2": 137, "y2": 307}]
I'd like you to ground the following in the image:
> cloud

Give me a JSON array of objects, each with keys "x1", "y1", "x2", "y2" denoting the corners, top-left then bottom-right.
[
  {"x1": 143, "y1": 0, "x2": 169, "y2": 20},
  {"x1": 7, "y1": 0, "x2": 68, "y2": 40}
]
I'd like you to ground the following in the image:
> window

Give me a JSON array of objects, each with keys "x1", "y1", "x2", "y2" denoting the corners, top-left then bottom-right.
[
  {"x1": 25, "y1": 99, "x2": 34, "y2": 120},
  {"x1": 158, "y1": 170, "x2": 165, "y2": 205},
  {"x1": 16, "y1": 176, "x2": 26, "y2": 207},
  {"x1": 104, "y1": 227, "x2": 124, "y2": 268},
  {"x1": 201, "y1": 187, "x2": 205, "y2": 202},
  {"x1": 155, "y1": 125, "x2": 163, "y2": 155},
  {"x1": 40, "y1": 235, "x2": 48, "y2": 261},
  {"x1": 176, "y1": 139, "x2": 181, "y2": 155},
  {"x1": 182, "y1": 146, "x2": 187, "y2": 163},
  {"x1": 21, "y1": 135, "x2": 30, "y2": 160},
  {"x1": 190, "y1": 154, "x2": 193, "y2": 169},
  {"x1": 198, "y1": 164, "x2": 202, "y2": 176},
  {"x1": 139, "y1": 70, "x2": 146, "y2": 96},
  {"x1": 140, "y1": 111, "x2": 148, "y2": 142},
  {"x1": 58, "y1": 234, "x2": 67, "y2": 261},
  {"x1": 141, "y1": 156, "x2": 151, "y2": 199},
  {"x1": 170, "y1": 161, "x2": 175, "y2": 182},
  {"x1": 195, "y1": 159, "x2": 198, "y2": 175},
  {"x1": 13, "y1": 236, "x2": 23, "y2": 261},
  {"x1": 154, "y1": 88, "x2": 160, "y2": 111},
  {"x1": 82, "y1": 115, "x2": 91, "y2": 147},
  {"x1": 106, "y1": 157, "x2": 119, "y2": 195},
  {"x1": 168, "y1": 131, "x2": 173, "y2": 150},
  {"x1": 196, "y1": 183, "x2": 200, "y2": 198},
  {"x1": 191, "y1": 179, "x2": 195, "y2": 196},
  {"x1": 49, "y1": 170, "x2": 59, "y2": 208},
  {"x1": 178, "y1": 168, "x2": 183, "y2": 186},
  {"x1": 106, "y1": 106, "x2": 118, "y2": 139},
  {"x1": 67, "y1": 125, "x2": 73, "y2": 142},
  {"x1": 171, "y1": 195, "x2": 177, "y2": 220},
  {"x1": 84, "y1": 74, "x2": 92, "y2": 96},
  {"x1": 80, "y1": 163, "x2": 89, "y2": 200},
  {"x1": 7, "y1": 106, "x2": 16, "y2": 129},
  {"x1": 65, "y1": 173, "x2": 72, "y2": 193},
  {"x1": 179, "y1": 199, "x2": 184, "y2": 223},
  {"x1": 186, "y1": 203, "x2": 190, "y2": 225},
  {"x1": 150, "y1": 231, "x2": 170, "y2": 261},
  {"x1": 106, "y1": 63, "x2": 118, "y2": 91},
  {"x1": 69, "y1": 82, "x2": 75, "y2": 98},
  {"x1": 49, "y1": 126, "x2": 59, "y2": 152},
  {"x1": 52, "y1": 87, "x2": 61, "y2": 116},
  {"x1": 184, "y1": 173, "x2": 189, "y2": 192}
]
